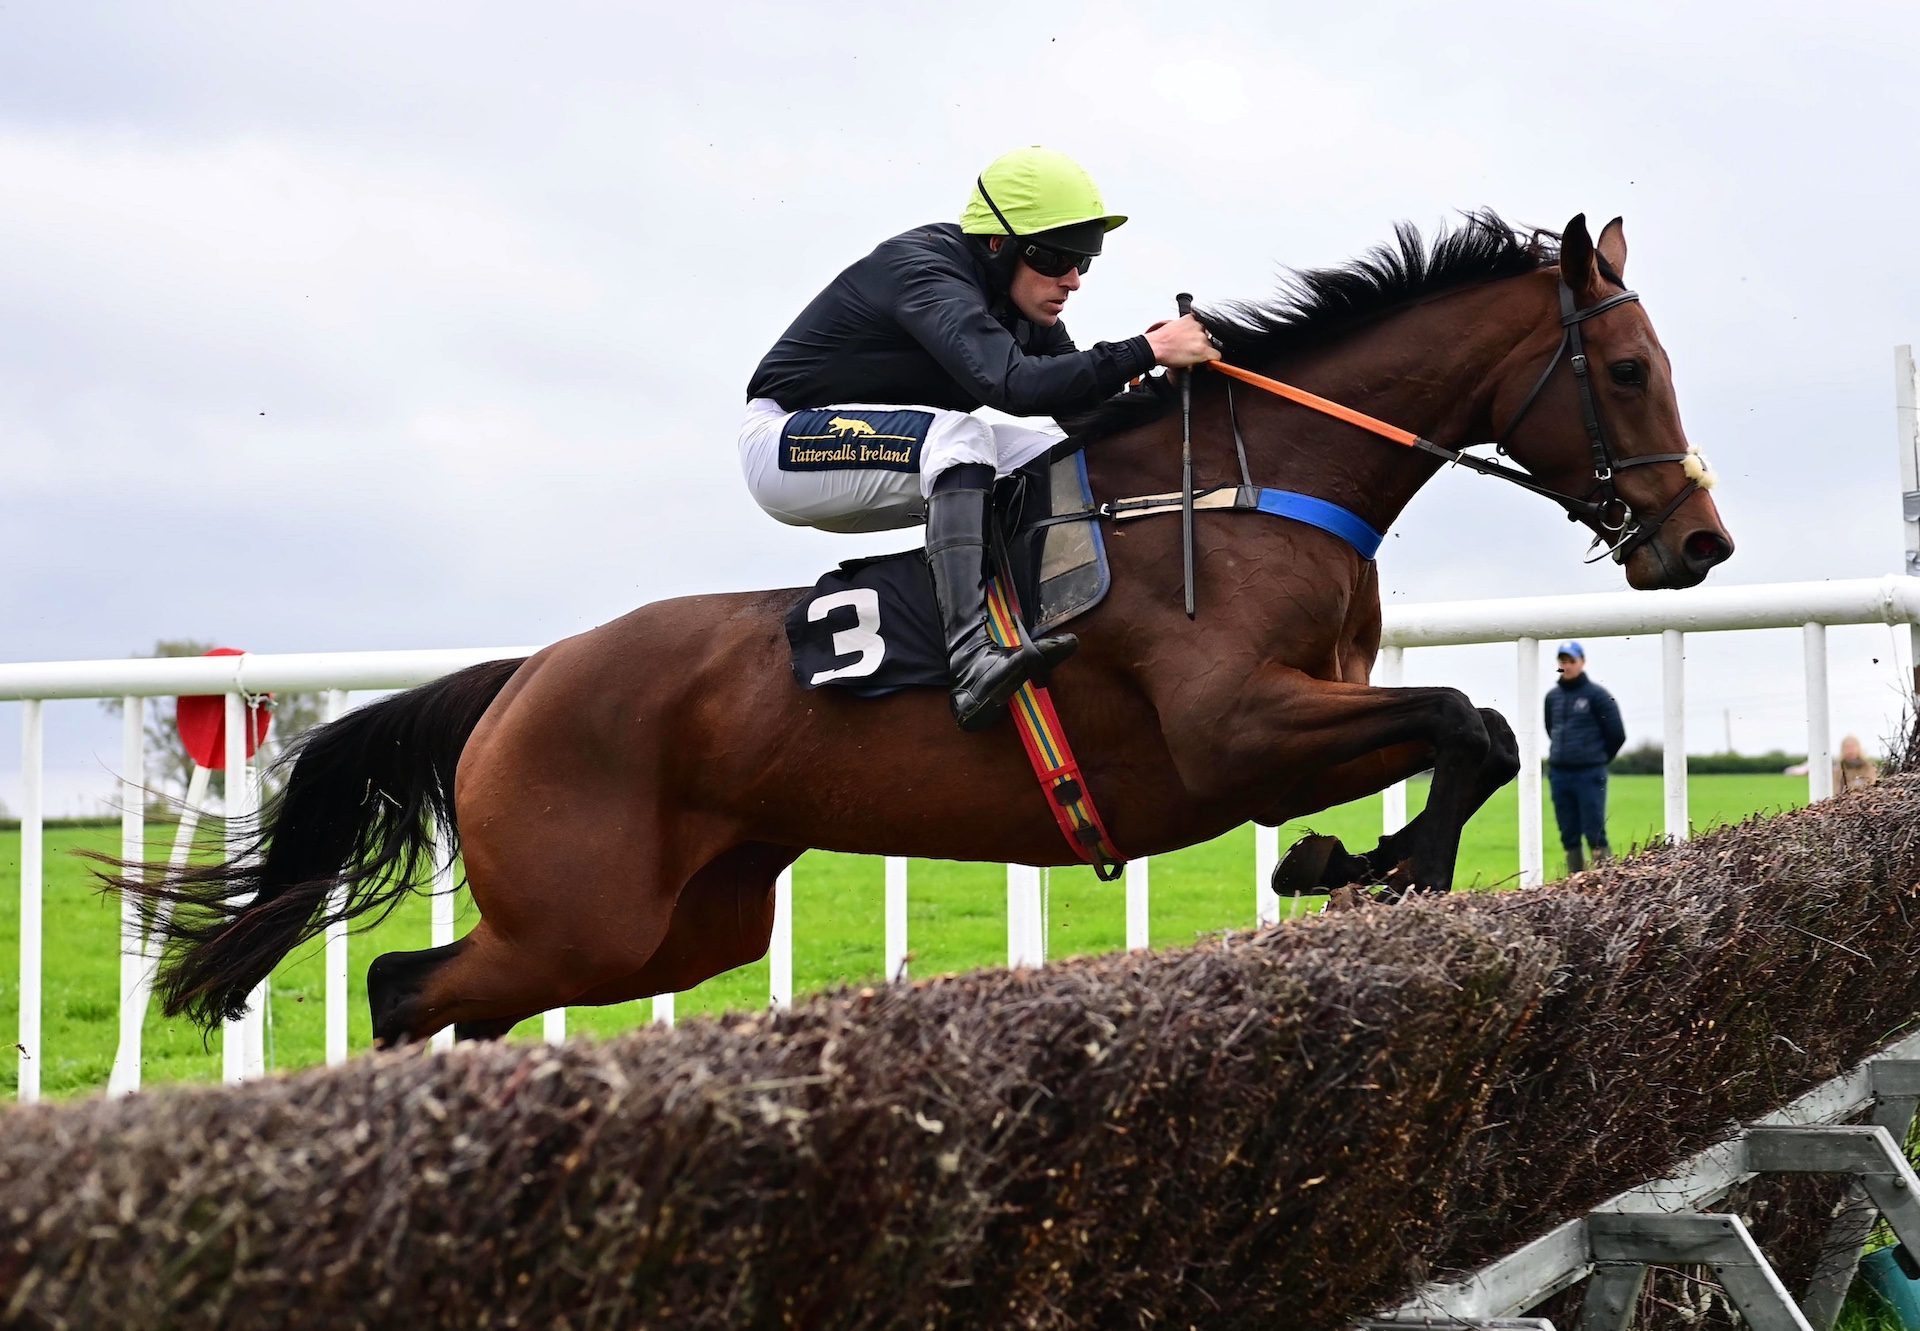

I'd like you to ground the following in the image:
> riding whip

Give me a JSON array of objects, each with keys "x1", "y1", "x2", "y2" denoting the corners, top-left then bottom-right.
[{"x1": 1176, "y1": 292, "x2": 1196, "y2": 619}]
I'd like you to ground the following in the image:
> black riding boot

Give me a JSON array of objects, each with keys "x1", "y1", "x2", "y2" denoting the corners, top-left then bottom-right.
[
  {"x1": 1565, "y1": 845, "x2": 1586, "y2": 875},
  {"x1": 926, "y1": 464, "x2": 1077, "y2": 731}
]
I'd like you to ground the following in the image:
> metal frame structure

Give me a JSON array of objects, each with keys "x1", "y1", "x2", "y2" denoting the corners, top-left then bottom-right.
[{"x1": 1360, "y1": 1031, "x2": 1920, "y2": 1331}]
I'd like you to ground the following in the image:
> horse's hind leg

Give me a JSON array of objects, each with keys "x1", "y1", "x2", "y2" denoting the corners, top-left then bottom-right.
[
  {"x1": 365, "y1": 807, "x2": 702, "y2": 1046},
  {"x1": 368, "y1": 941, "x2": 465, "y2": 1048},
  {"x1": 420, "y1": 843, "x2": 797, "y2": 1043},
  {"x1": 627, "y1": 842, "x2": 797, "y2": 992},
  {"x1": 372, "y1": 906, "x2": 672, "y2": 1048},
  {"x1": 368, "y1": 943, "x2": 542, "y2": 1047},
  {"x1": 369, "y1": 813, "x2": 794, "y2": 1046},
  {"x1": 455, "y1": 1017, "x2": 520, "y2": 1042},
  {"x1": 366, "y1": 925, "x2": 563, "y2": 1048},
  {"x1": 561, "y1": 841, "x2": 800, "y2": 1007}
]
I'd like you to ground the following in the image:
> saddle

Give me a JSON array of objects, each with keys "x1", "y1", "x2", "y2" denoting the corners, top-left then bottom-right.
[{"x1": 785, "y1": 449, "x2": 1110, "y2": 695}]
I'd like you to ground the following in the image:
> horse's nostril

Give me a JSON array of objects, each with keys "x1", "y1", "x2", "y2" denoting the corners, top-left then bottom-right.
[{"x1": 1684, "y1": 529, "x2": 1733, "y2": 566}]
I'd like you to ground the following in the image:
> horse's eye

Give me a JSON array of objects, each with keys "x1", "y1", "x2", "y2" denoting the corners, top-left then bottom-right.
[{"x1": 1609, "y1": 360, "x2": 1646, "y2": 387}]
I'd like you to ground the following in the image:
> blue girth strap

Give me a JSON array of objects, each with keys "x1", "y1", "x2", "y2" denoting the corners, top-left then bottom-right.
[
  {"x1": 1253, "y1": 488, "x2": 1384, "y2": 559},
  {"x1": 1099, "y1": 484, "x2": 1385, "y2": 561}
]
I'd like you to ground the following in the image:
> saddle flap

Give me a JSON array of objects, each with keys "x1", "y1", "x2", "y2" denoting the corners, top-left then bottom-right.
[
  {"x1": 1032, "y1": 450, "x2": 1109, "y2": 633},
  {"x1": 785, "y1": 449, "x2": 1111, "y2": 695}
]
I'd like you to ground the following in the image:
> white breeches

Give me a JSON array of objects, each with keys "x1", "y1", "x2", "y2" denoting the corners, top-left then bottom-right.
[{"x1": 737, "y1": 398, "x2": 1063, "y2": 534}]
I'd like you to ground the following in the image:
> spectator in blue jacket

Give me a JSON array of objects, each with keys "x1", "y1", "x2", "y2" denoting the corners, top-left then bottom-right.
[{"x1": 1544, "y1": 641, "x2": 1627, "y2": 873}]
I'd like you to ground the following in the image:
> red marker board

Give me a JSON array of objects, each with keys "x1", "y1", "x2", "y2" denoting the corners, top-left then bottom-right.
[{"x1": 175, "y1": 647, "x2": 273, "y2": 770}]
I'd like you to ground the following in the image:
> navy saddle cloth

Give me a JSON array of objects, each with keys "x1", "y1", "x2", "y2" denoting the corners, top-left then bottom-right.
[{"x1": 785, "y1": 451, "x2": 1109, "y2": 696}]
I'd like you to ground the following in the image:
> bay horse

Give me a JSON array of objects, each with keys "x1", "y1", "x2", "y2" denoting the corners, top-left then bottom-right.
[{"x1": 122, "y1": 212, "x2": 1733, "y2": 1047}]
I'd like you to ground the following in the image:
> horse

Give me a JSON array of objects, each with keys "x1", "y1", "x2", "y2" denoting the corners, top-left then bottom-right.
[{"x1": 119, "y1": 211, "x2": 1734, "y2": 1048}]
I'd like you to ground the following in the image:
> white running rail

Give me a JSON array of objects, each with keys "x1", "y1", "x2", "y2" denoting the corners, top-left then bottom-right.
[{"x1": 7, "y1": 574, "x2": 1920, "y2": 1100}]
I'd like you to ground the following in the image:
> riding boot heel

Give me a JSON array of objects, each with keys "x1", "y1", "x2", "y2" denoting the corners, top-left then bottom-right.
[{"x1": 949, "y1": 629, "x2": 1078, "y2": 731}]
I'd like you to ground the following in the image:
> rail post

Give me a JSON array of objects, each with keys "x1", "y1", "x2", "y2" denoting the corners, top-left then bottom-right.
[
  {"x1": 1897, "y1": 345, "x2": 1919, "y2": 691},
  {"x1": 110, "y1": 698, "x2": 145, "y2": 1094},
  {"x1": 884, "y1": 856, "x2": 908, "y2": 980},
  {"x1": 1661, "y1": 631, "x2": 1687, "y2": 841},
  {"x1": 221, "y1": 691, "x2": 266, "y2": 1082},
  {"x1": 770, "y1": 865, "x2": 793, "y2": 1008},
  {"x1": 19, "y1": 700, "x2": 43, "y2": 1103},
  {"x1": 1377, "y1": 645, "x2": 1408, "y2": 834},
  {"x1": 1126, "y1": 856, "x2": 1150, "y2": 950},
  {"x1": 429, "y1": 819, "x2": 458, "y2": 1053},
  {"x1": 1255, "y1": 824, "x2": 1280, "y2": 925},
  {"x1": 323, "y1": 689, "x2": 350, "y2": 1066},
  {"x1": 1803, "y1": 623, "x2": 1832, "y2": 802},
  {"x1": 1007, "y1": 865, "x2": 1044, "y2": 968},
  {"x1": 1516, "y1": 638, "x2": 1544, "y2": 885}
]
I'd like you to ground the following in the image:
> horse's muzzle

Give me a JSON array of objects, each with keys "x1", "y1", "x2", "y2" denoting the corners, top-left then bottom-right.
[
  {"x1": 1682, "y1": 527, "x2": 1735, "y2": 575},
  {"x1": 1629, "y1": 524, "x2": 1735, "y2": 589}
]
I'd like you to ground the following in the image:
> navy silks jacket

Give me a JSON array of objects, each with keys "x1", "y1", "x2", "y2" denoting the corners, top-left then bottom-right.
[
  {"x1": 748, "y1": 223, "x2": 1154, "y2": 418},
  {"x1": 1545, "y1": 675, "x2": 1626, "y2": 768}
]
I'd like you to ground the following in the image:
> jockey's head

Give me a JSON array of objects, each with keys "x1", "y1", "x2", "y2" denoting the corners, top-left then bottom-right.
[{"x1": 961, "y1": 146, "x2": 1126, "y2": 327}]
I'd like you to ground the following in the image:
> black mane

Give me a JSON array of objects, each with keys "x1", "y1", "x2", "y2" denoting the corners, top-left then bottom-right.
[{"x1": 1066, "y1": 210, "x2": 1558, "y2": 444}]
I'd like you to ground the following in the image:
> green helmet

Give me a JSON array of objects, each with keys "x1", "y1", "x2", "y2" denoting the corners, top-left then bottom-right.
[{"x1": 960, "y1": 146, "x2": 1127, "y2": 250}]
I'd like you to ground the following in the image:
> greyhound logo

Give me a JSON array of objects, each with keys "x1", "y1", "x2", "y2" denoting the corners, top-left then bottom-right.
[{"x1": 828, "y1": 417, "x2": 879, "y2": 438}]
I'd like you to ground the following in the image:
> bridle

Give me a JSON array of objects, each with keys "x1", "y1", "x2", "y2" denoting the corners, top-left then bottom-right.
[
  {"x1": 1484, "y1": 281, "x2": 1699, "y2": 564},
  {"x1": 1205, "y1": 280, "x2": 1707, "y2": 566}
]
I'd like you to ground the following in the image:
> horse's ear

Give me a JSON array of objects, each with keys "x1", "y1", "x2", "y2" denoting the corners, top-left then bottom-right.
[
  {"x1": 1595, "y1": 216, "x2": 1628, "y2": 282},
  {"x1": 1560, "y1": 213, "x2": 1596, "y2": 296}
]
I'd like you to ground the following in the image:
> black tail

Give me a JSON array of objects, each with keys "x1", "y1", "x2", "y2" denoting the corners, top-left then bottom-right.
[{"x1": 103, "y1": 657, "x2": 525, "y2": 1031}]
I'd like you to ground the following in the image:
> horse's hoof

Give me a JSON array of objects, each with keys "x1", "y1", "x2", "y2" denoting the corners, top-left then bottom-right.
[
  {"x1": 1326, "y1": 885, "x2": 1366, "y2": 912},
  {"x1": 1272, "y1": 834, "x2": 1341, "y2": 896},
  {"x1": 1372, "y1": 859, "x2": 1418, "y2": 904}
]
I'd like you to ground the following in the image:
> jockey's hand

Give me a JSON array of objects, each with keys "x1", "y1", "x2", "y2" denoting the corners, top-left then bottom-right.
[{"x1": 1145, "y1": 314, "x2": 1222, "y2": 369}]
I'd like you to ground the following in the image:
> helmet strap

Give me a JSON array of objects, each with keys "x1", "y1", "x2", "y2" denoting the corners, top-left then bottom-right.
[
  {"x1": 975, "y1": 175, "x2": 1020, "y2": 238},
  {"x1": 971, "y1": 178, "x2": 1023, "y2": 294}
]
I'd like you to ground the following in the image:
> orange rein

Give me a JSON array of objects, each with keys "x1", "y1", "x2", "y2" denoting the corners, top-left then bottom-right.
[{"x1": 1206, "y1": 360, "x2": 1420, "y2": 448}]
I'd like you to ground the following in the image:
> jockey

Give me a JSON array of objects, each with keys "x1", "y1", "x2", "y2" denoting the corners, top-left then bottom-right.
[{"x1": 741, "y1": 145, "x2": 1218, "y2": 730}]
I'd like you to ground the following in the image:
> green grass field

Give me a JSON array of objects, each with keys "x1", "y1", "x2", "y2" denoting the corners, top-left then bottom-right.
[{"x1": 0, "y1": 772, "x2": 1808, "y2": 1100}]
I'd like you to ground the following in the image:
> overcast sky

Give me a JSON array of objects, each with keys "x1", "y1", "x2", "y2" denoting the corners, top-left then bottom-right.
[{"x1": 3, "y1": 1, "x2": 1918, "y2": 814}]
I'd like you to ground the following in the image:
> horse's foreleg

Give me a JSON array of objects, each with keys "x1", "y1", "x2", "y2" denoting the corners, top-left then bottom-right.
[
  {"x1": 1262, "y1": 741, "x2": 1434, "y2": 894},
  {"x1": 1364, "y1": 707, "x2": 1518, "y2": 889},
  {"x1": 1345, "y1": 690, "x2": 1492, "y2": 895},
  {"x1": 1158, "y1": 670, "x2": 1499, "y2": 894},
  {"x1": 1270, "y1": 707, "x2": 1521, "y2": 894},
  {"x1": 1254, "y1": 740, "x2": 1435, "y2": 826}
]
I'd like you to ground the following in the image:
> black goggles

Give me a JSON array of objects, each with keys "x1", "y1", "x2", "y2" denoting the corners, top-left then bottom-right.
[{"x1": 1019, "y1": 241, "x2": 1093, "y2": 278}]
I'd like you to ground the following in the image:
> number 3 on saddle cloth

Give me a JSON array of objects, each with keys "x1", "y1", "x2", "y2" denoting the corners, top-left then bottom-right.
[{"x1": 784, "y1": 450, "x2": 1126, "y2": 879}]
